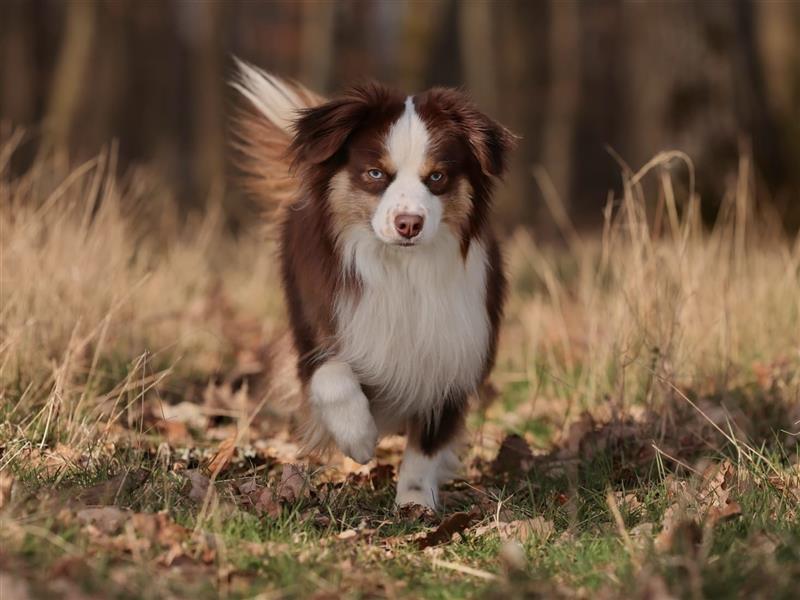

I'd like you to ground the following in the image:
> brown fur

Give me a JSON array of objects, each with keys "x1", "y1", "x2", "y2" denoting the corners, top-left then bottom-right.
[{"x1": 236, "y1": 77, "x2": 514, "y2": 459}]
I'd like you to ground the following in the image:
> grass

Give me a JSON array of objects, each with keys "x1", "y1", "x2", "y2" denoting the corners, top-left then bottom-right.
[{"x1": 2, "y1": 133, "x2": 800, "y2": 599}]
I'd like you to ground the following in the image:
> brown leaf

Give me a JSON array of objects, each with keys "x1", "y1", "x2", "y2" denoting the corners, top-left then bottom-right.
[
  {"x1": 368, "y1": 463, "x2": 395, "y2": 488},
  {"x1": 417, "y1": 508, "x2": 480, "y2": 549},
  {"x1": 130, "y1": 512, "x2": 189, "y2": 547},
  {"x1": 155, "y1": 419, "x2": 191, "y2": 445},
  {"x1": 473, "y1": 516, "x2": 555, "y2": 543},
  {"x1": 337, "y1": 529, "x2": 358, "y2": 540},
  {"x1": 184, "y1": 469, "x2": 213, "y2": 503},
  {"x1": 503, "y1": 517, "x2": 555, "y2": 542},
  {"x1": 254, "y1": 487, "x2": 282, "y2": 518},
  {"x1": 159, "y1": 401, "x2": 207, "y2": 430},
  {"x1": 397, "y1": 502, "x2": 438, "y2": 524},
  {"x1": 706, "y1": 499, "x2": 742, "y2": 526},
  {"x1": 491, "y1": 434, "x2": 534, "y2": 476},
  {"x1": 278, "y1": 464, "x2": 313, "y2": 503},
  {"x1": 237, "y1": 479, "x2": 260, "y2": 495},
  {"x1": 76, "y1": 468, "x2": 150, "y2": 505},
  {"x1": 77, "y1": 506, "x2": 130, "y2": 535},
  {"x1": 205, "y1": 435, "x2": 237, "y2": 476}
]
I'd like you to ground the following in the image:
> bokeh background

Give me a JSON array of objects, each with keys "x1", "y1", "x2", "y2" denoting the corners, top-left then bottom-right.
[{"x1": 2, "y1": 0, "x2": 799, "y2": 235}]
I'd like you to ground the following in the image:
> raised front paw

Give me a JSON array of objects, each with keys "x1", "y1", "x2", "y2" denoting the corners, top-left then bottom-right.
[
  {"x1": 309, "y1": 361, "x2": 378, "y2": 464},
  {"x1": 331, "y1": 402, "x2": 378, "y2": 464}
]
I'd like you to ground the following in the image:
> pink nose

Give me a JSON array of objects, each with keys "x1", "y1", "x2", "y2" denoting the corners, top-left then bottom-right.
[{"x1": 394, "y1": 213, "x2": 424, "y2": 239}]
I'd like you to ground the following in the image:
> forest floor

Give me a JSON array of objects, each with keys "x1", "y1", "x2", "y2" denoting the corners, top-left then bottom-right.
[{"x1": 3, "y1": 144, "x2": 800, "y2": 599}]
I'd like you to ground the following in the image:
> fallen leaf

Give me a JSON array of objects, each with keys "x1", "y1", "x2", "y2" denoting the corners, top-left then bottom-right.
[
  {"x1": 706, "y1": 499, "x2": 742, "y2": 526},
  {"x1": 278, "y1": 464, "x2": 313, "y2": 503},
  {"x1": 237, "y1": 479, "x2": 260, "y2": 495},
  {"x1": 417, "y1": 508, "x2": 480, "y2": 549},
  {"x1": 206, "y1": 435, "x2": 237, "y2": 476},
  {"x1": 184, "y1": 469, "x2": 213, "y2": 503},
  {"x1": 254, "y1": 487, "x2": 281, "y2": 518},
  {"x1": 368, "y1": 464, "x2": 394, "y2": 488},
  {"x1": 614, "y1": 491, "x2": 642, "y2": 514},
  {"x1": 73, "y1": 468, "x2": 150, "y2": 507},
  {"x1": 503, "y1": 517, "x2": 555, "y2": 542},
  {"x1": 155, "y1": 419, "x2": 191, "y2": 445},
  {"x1": 337, "y1": 529, "x2": 358, "y2": 540},
  {"x1": 397, "y1": 502, "x2": 438, "y2": 524},
  {"x1": 77, "y1": 506, "x2": 130, "y2": 535},
  {"x1": 491, "y1": 434, "x2": 533, "y2": 476},
  {"x1": 159, "y1": 401, "x2": 207, "y2": 430},
  {"x1": 473, "y1": 516, "x2": 555, "y2": 543},
  {"x1": 130, "y1": 512, "x2": 189, "y2": 547}
]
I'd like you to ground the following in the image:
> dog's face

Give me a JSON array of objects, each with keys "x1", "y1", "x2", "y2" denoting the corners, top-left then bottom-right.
[{"x1": 290, "y1": 84, "x2": 515, "y2": 250}]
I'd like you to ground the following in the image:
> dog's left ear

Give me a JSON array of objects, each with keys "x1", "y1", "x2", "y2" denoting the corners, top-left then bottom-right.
[
  {"x1": 461, "y1": 107, "x2": 518, "y2": 178},
  {"x1": 417, "y1": 88, "x2": 518, "y2": 178}
]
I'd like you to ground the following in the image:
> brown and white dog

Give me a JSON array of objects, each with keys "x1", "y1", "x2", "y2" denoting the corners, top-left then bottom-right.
[{"x1": 233, "y1": 60, "x2": 515, "y2": 509}]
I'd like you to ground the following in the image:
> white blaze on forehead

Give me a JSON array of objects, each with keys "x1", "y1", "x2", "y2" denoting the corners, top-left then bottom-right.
[
  {"x1": 371, "y1": 96, "x2": 441, "y2": 243},
  {"x1": 385, "y1": 97, "x2": 429, "y2": 173}
]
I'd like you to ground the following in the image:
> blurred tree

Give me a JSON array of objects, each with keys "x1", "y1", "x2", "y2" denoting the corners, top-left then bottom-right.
[{"x1": 1, "y1": 0, "x2": 798, "y2": 232}]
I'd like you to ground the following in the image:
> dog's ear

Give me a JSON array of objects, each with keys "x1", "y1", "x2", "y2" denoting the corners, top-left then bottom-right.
[
  {"x1": 417, "y1": 88, "x2": 518, "y2": 178},
  {"x1": 462, "y1": 110, "x2": 518, "y2": 177},
  {"x1": 290, "y1": 82, "x2": 396, "y2": 165}
]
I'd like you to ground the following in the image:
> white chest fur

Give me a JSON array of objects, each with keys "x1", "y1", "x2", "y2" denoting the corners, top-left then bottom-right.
[{"x1": 335, "y1": 227, "x2": 491, "y2": 419}]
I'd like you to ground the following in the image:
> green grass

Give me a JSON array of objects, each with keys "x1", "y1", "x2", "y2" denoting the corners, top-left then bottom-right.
[
  {"x1": 4, "y1": 371, "x2": 800, "y2": 599},
  {"x1": 4, "y1": 143, "x2": 800, "y2": 598}
]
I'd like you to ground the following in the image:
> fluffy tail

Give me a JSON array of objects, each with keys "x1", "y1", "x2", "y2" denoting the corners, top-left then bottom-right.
[{"x1": 231, "y1": 58, "x2": 325, "y2": 214}]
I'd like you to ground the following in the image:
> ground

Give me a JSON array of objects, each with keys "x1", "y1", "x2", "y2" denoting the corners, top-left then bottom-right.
[{"x1": 2, "y1": 144, "x2": 800, "y2": 599}]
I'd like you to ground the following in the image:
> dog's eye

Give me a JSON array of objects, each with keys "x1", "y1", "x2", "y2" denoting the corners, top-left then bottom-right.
[
  {"x1": 367, "y1": 168, "x2": 385, "y2": 180},
  {"x1": 428, "y1": 171, "x2": 444, "y2": 183}
]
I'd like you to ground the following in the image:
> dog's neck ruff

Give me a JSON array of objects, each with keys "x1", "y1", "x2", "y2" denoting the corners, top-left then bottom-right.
[{"x1": 334, "y1": 226, "x2": 490, "y2": 417}]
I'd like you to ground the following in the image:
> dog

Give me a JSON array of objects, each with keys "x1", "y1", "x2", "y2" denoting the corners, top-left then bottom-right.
[{"x1": 233, "y1": 60, "x2": 515, "y2": 509}]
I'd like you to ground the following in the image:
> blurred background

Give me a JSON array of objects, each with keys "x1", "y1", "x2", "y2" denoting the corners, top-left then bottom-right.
[{"x1": 1, "y1": 0, "x2": 799, "y2": 235}]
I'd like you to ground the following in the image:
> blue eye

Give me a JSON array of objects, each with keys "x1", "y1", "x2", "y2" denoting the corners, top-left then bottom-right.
[
  {"x1": 367, "y1": 169, "x2": 384, "y2": 180},
  {"x1": 428, "y1": 171, "x2": 444, "y2": 183}
]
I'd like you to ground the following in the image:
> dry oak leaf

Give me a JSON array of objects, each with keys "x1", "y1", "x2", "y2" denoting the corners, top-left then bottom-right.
[
  {"x1": 76, "y1": 468, "x2": 150, "y2": 506},
  {"x1": 474, "y1": 516, "x2": 555, "y2": 543},
  {"x1": 491, "y1": 434, "x2": 534, "y2": 476},
  {"x1": 205, "y1": 435, "x2": 237, "y2": 476},
  {"x1": 184, "y1": 469, "x2": 213, "y2": 504},
  {"x1": 129, "y1": 512, "x2": 189, "y2": 547},
  {"x1": 278, "y1": 464, "x2": 314, "y2": 503},
  {"x1": 416, "y1": 507, "x2": 481, "y2": 549},
  {"x1": 77, "y1": 506, "x2": 131, "y2": 535},
  {"x1": 255, "y1": 487, "x2": 282, "y2": 518}
]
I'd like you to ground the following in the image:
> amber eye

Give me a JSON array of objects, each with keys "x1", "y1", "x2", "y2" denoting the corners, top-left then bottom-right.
[
  {"x1": 367, "y1": 168, "x2": 385, "y2": 180},
  {"x1": 428, "y1": 171, "x2": 444, "y2": 183}
]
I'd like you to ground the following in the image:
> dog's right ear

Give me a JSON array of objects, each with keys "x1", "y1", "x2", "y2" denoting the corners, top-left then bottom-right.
[{"x1": 289, "y1": 82, "x2": 396, "y2": 166}]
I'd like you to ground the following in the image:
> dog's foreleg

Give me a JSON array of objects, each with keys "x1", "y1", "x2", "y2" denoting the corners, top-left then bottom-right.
[
  {"x1": 396, "y1": 397, "x2": 465, "y2": 509},
  {"x1": 309, "y1": 360, "x2": 378, "y2": 464}
]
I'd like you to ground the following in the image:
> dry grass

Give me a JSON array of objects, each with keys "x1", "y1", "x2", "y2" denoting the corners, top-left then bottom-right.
[{"x1": 2, "y1": 131, "x2": 800, "y2": 598}]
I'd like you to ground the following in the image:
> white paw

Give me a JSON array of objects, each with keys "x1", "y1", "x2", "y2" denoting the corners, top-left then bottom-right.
[
  {"x1": 310, "y1": 361, "x2": 378, "y2": 464},
  {"x1": 330, "y1": 401, "x2": 378, "y2": 464},
  {"x1": 395, "y1": 486, "x2": 438, "y2": 510}
]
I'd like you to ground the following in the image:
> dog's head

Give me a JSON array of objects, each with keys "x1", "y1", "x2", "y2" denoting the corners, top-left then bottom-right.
[{"x1": 290, "y1": 83, "x2": 516, "y2": 250}]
